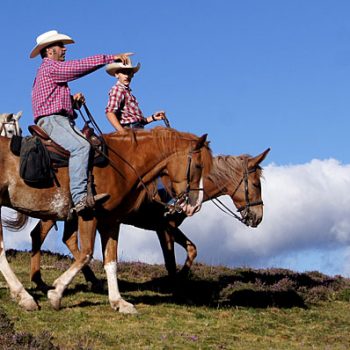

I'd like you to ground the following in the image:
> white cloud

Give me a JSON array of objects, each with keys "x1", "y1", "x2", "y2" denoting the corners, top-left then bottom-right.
[{"x1": 3, "y1": 158, "x2": 350, "y2": 276}]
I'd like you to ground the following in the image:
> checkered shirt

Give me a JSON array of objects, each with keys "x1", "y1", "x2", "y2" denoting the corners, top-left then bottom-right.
[
  {"x1": 32, "y1": 55, "x2": 114, "y2": 120},
  {"x1": 105, "y1": 82, "x2": 145, "y2": 125}
]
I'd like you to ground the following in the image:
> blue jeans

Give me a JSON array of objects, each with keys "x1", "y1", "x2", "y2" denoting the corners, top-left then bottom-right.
[{"x1": 38, "y1": 114, "x2": 90, "y2": 204}]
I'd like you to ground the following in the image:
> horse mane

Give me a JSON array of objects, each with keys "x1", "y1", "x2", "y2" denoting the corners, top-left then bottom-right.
[
  {"x1": 150, "y1": 127, "x2": 213, "y2": 177},
  {"x1": 104, "y1": 127, "x2": 213, "y2": 211},
  {"x1": 207, "y1": 154, "x2": 263, "y2": 190},
  {"x1": 105, "y1": 127, "x2": 213, "y2": 177}
]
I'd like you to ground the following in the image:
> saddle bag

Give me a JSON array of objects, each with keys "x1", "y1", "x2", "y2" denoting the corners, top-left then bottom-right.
[{"x1": 19, "y1": 136, "x2": 53, "y2": 184}]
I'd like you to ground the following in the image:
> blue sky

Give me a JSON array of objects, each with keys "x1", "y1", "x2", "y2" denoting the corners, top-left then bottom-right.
[
  {"x1": 3, "y1": 0, "x2": 350, "y2": 164},
  {"x1": 2, "y1": 1, "x2": 350, "y2": 276}
]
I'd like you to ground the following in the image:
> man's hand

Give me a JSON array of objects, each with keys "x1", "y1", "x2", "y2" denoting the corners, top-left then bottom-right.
[
  {"x1": 72, "y1": 92, "x2": 85, "y2": 109},
  {"x1": 113, "y1": 53, "x2": 134, "y2": 65}
]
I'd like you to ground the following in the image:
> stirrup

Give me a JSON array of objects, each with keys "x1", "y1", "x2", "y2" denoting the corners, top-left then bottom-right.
[{"x1": 72, "y1": 193, "x2": 110, "y2": 214}]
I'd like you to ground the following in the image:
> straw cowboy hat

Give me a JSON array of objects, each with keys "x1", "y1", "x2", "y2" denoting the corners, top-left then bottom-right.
[
  {"x1": 106, "y1": 57, "x2": 141, "y2": 76},
  {"x1": 30, "y1": 30, "x2": 74, "y2": 58}
]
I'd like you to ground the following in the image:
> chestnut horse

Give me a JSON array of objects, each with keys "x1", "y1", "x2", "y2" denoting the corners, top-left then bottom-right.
[
  {"x1": 29, "y1": 149, "x2": 269, "y2": 291},
  {"x1": 0, "y1": 127, "x2": 212, "y2": 313}
]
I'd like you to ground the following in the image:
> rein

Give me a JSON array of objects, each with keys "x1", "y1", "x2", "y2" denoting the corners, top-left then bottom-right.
[
  {"x1": 77, "y1": 104, "x2": 200, "y2": 213},
  {"x1": 77, "y1": 105, "x2": 154, "y2": 194}
]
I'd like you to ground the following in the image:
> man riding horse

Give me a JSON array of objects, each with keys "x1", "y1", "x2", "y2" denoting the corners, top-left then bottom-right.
[{"x1": 30, "y1": 30, "x2": 131, "y2": 213}]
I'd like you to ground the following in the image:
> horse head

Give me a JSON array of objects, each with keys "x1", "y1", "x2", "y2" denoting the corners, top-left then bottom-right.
[
  {"x1": 159, "y1": 132, "x2": 212, "y2": 217},
  {"x1": 208, "y1": 148, "x2": 270, "y2": 227},
  {"x1": 0, "y1": 111, "x2": 22, "y2": 138},
  {"x1": 232, "y1": 148, "x2": 270, "y2": 227}
]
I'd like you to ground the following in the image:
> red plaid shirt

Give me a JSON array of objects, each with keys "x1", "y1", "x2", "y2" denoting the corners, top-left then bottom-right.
[
  {"x1": 32, "y1": 55, "x2": 114, "y2": 120},
  {"x1": 105, "y1": 82, "x2": 145, "y2": 124}
]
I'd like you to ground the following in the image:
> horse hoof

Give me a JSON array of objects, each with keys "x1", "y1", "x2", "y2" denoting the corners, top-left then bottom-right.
[
  {"x1": 19, "y1": 297, "x2": 39, "y2": 311},
  {"x1": 47, "y1": 289, "x2": 61, "y2": 310},
  {"x1": 111, "y1": 299, "x2": 138, "y2": 314}
]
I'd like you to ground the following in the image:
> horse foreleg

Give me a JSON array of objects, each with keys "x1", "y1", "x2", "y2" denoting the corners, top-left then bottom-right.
[
  {"x1": 63, "y1": 219, "x2": 100, "y2": 288},
  {"x1": 47, "y1": 216, "x2": 97, "y2": 310},
  {"x1": 167, "y1": 223, "x2": 197, "y2": 276},
  {"x1": 99, "y1": 222, "x2": 137, "y2": 314},
  {"x1": 30, "y1": 219, "x2": 55, "y2": 291},
  {"x1": 0, "y1": 208, "x2": 38, "y2": 311},
  {"x1": 156, "y1": 227, "x2": 177, "y2": 276}
]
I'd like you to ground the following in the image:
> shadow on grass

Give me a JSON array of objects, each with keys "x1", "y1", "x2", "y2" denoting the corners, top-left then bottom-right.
[
  {"x1": 3, "y1": 250, "x2": 348, "y2": 310},
  {"x1": 29, "y1": 266, "x2": 348, "y2": 309},
  {"x1": 118, "y1": 275, "x2": 307, "y2": 309}
]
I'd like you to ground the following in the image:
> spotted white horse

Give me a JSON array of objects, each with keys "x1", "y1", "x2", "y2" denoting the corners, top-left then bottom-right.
[
  {"x1": 0, "y1": 111, "x2": 22, "y2": 138},
  {"x1": 0, "y1": 111, "x2": 27, "y2": 286}
]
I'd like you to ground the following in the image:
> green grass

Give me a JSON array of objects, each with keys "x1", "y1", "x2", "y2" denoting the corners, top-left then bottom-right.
[{"x1": 1, "y1": 250, "x2": 350, "y2": 349}]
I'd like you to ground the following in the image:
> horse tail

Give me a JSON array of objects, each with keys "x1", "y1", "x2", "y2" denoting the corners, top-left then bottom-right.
[{"x1": 2, "y1": 212, "x2": 29, "y2": 231}]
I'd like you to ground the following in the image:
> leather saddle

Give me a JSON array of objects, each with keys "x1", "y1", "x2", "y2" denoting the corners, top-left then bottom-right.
[
  {"x1": 27, "y1": 124, "x2": 107, "y2": 168},
  {"x1": 28, "y1": 125, "x2": 70, "y2": 167}
]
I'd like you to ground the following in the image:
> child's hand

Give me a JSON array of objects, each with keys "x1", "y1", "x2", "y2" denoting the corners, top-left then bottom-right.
[{"x1": 153, "y1": 111, "x2": 166, "y2": 120}]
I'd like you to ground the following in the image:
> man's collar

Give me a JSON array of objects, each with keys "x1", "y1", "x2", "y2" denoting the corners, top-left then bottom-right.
[{"x1": 117, "y1": 81, "x2": 131, "y2": 90}]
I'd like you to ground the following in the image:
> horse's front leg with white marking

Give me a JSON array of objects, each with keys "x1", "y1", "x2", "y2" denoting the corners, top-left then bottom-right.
[
  {"x1": 47, "y1": 217, "x2": 97, "y2": 310},
  {"x1": 100, "y1": 223, "x2": 137, "y2": 314},
  {"x1": 0, "y1": 208, "x2": 38, "y2": 311}
]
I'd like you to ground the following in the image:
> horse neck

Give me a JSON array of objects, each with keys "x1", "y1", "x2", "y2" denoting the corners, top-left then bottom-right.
[
  {"x1": 203, "y1": 155, "x2": 245, "y2": 201},
  {"x1": 105, "y1": 130, "x2": 194, "y2": 186}
]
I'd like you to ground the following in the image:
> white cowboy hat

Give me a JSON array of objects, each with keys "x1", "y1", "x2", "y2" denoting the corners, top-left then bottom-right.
[
  {"x1": 30, "y1": 30, "x2": 74, "y2": 58},
  {"x1": 106, "y1": 58, "x2": 141, "y2": 76}
]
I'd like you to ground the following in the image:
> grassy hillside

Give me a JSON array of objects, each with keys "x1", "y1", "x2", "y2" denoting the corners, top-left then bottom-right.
[{"x1": 1, "y1": 250, "x2": 350, "y2": 349}]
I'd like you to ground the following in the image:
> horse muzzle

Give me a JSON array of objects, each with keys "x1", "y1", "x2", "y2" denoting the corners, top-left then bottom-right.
[{"x1": 240, "y1": 208, "x2": 263, "y2": 227}]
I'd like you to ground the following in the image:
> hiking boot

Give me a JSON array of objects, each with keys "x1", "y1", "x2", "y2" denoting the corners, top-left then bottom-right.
[
  {"x1": 73, "y1": 193, "x2": 110, "y2": 214},
  {"x1": 93, "y1": 193, "x2": 110, "y2": 203}
]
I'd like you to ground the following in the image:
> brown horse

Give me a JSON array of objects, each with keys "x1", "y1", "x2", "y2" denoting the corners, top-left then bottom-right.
[
  {"x1": 142, "y1": 149, "x2": 270, "y2": 275},
  {"x1": 29, "y1": 149, "x2": 269, "y2": 291},
  {"x1": 0, "y1": 127, "x2": 212, "y2": 313}
]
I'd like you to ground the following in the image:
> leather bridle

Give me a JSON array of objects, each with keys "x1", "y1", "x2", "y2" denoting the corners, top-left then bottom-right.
[
  {"x1": 154, "y1": 147, "x2": 204, "y2": 214},
  {"x1": 0, "y1": 119, "x2": 21, "y2": 138},
  {"x1": 210, "y1": 162, "x2": 263, "y2": 224},
  {"x1": 235, "y1": 165, "x2": 263, "y2": 213}
]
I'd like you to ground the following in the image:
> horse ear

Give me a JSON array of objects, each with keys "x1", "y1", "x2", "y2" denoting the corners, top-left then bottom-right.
[
  {"x1": 13, "y1": 111, "x2": 22, "y2": 121},
  {"x1": 5, "y1": 114, "x2": 12, "y2": 122},
  {"x1": 248, "y1": 148, "x2": 271, "y2": 169},
  {"x1": 193, "y1": 133, "x2": 208, "y2": 151}
]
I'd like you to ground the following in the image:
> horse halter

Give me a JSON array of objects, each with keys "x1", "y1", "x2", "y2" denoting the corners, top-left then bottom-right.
[
  {"x1": 0, "y1": 119, "x2": 21, "y2": 138},
  {"x1": 235, "y1": 165, "x2": 263, "y2": 213},
  {"x1": 210, "y1": 161, "x2": 263, "y2": 224}
]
